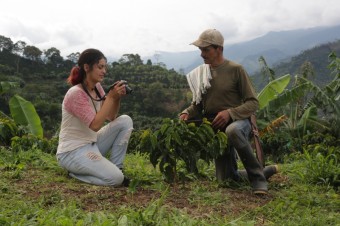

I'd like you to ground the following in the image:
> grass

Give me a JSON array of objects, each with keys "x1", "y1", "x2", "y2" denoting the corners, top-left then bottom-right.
[{"x1": 0, "y1": 147, "x2": 339, "y2": 226}]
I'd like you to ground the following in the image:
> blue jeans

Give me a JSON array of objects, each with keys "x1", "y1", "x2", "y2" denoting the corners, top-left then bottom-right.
[
  {"x1": 216, "y1": 118, "x2": 267, "y2": 191},
  {"x1": 227, "y1": 118, "x2": 251, "y2": 181},
  {"x1": 57, "y1": 115, "x2": 133, "y2": 186},
  {"x1": 215, "y1": 119, "x2": 251, "y2": 181}
]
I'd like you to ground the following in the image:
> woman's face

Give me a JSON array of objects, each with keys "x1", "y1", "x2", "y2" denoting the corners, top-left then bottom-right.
[{"x1": 86, "y1": 58, "x2": 107, "y2": 83}]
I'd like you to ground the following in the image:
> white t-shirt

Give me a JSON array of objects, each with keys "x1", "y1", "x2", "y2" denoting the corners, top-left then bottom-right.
[{"x1": 57, "y1": 83, "x2": 105, "y2": 154}]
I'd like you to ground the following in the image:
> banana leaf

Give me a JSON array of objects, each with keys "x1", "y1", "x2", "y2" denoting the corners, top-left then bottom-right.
[
  {"x1": 257, "y1": 74, "x2": 291, "y2": 109},
  {"x1": 297, "y1": 105, "x2": 329, "y2": 134},
  {"x1": 9, "y1": 94, "x2": 43, "y2": 138}
]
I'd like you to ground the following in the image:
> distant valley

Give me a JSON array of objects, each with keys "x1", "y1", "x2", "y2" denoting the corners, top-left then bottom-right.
[{"x1": 143, "y1": 24, "x2": 340, "y2": 75}]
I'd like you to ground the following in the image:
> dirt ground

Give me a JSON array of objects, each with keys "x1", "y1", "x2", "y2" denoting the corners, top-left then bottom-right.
[{"x1": 15, "y1": 170, "x2": 288, "y2": 222}]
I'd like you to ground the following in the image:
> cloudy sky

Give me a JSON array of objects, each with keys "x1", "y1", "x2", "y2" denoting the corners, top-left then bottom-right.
[{"x1": 1, "y1": 0, "x2": 339, "y2": 59}]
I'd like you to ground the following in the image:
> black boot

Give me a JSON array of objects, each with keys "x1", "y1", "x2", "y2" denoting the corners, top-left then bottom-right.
[
  {"x1": 119, "y1": 168, "x2": 131, "y2": 187},
  {"x1": 122, "y1": 176, "x2": 130, "y2": 187},
  {"x1": 238, "y1": 164, "x2": 279, "y2": 180},
  {"x1": 236, "y1": 146, "x2": 268, "y2": 194}
]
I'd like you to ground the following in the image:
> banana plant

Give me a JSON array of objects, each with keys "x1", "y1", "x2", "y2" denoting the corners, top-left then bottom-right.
[
  {"x1": 9, "y1": 94, "x2": 43, "y2": 138},
  {"x1": 257, "y1": 73, "x2": 291, "y2": 110},
  {"x1": 297, "y1": 105, "x2": 329, "y2": 135},
  {"x1": 0, "y1": 81, "x2": 43, "y2": 138},
  {"x1": 258, "y1": 53, "x2": 340, "y2": 138}
]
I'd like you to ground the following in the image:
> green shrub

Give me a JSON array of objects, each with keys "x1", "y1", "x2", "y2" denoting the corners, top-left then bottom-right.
[
  {"x1": 11, "y1": 134, "x2": 58, "y2": 154},
  {"x1": 302, "y1": 132, "x2": 339, "y2": 149},
  {"x1": 0, "y1": 116, "x2": 22, "y2": 146},
  {"x1": 137, "y1": 118, "x2": 227, "y2": 183},
  {"x1": 302, "y1": 145, "x2": 340, "y2": 189},
  {"x1": 261, "y1": 130, "x2": 295, "y2": 162}
]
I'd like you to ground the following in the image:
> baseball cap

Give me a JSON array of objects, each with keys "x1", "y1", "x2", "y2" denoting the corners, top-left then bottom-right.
[{"x1": 191, "y1": 29, "x2": 224, "y2": 47}]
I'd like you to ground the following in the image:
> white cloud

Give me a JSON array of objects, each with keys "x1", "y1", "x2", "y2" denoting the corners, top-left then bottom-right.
[{"x1": 1, "y1": 0, "x2": 339, "y2": 59}]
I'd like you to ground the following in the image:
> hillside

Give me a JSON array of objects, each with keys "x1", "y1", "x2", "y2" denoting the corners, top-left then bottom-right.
[
  {"x1": 251, "y1": 40, "x2": 340, "y2": 90},
  {"x1": 145, "y1": 24, "x2": 340, "y2": 74},
  {"x1": 0, "y1": 49, "x2": 189, "y2": 136}
]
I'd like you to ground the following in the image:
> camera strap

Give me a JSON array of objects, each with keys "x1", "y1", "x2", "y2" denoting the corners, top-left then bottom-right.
[
  {"x1": 94, "y1": 87, "x2": 106, "y2": 101},
  {"x1": 81, "y1": 83, "x2": 106, "y2": 102}
]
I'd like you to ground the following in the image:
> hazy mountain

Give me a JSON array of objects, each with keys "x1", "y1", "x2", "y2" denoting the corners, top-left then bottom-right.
[
  {"x1": 144, "y1": 24, "x2": 340, "y2": 75},
  {"x1": 252, "y1": 39, "x2": 340, "y2": 90}
]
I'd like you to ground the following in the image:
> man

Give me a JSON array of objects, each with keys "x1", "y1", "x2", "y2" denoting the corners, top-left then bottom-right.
[{"x1": 180, "y1": 29, "x2": 276, "y2": 195}]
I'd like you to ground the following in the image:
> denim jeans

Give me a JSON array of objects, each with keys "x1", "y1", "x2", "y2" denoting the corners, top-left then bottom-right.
[
  {"x1": 226, "y1": 118, "x2": 267, "y2": 191},
  {"x1": 215, "y1": 118, "x2": 252, "y2": 181},
  {"x1": 57, "y1": 115, "x2": 133, "y2": 186}
]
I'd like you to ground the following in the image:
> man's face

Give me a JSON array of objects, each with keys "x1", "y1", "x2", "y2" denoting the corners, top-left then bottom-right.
[{"x1": 199, "y1": 45, "x2": 220, "y2": 65}]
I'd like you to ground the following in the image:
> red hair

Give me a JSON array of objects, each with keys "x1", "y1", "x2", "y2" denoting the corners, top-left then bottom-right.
[{"x1": 67, "y1": 66, "x2": 82, "y2": 86}]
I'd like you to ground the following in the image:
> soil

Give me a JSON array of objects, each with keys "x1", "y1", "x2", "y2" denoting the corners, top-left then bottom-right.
[{"x1": 14, "y1": 169, "x2": 289, "y2": 223}]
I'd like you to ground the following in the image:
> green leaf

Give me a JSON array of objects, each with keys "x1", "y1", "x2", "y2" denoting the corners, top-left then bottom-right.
[
  {"x1": 149, "y1": 148, "x2": 162, "y2": 167},
  {"x1": 0, "y1": 81, "x2": 19, "y2": 95},
  {"x1": 150, "y1": 134, "x2": 157, "y2": 150},
  {"x1": 257, "y1": 74, "x2": 291, "y2": 109},
  {"x1": 160, "y1": 123, "x2": 170, "y2": 135},
  {"x1": 200, "y1": 124, "x2": 215, "y2": 138},
  {"x1": 172, "y1": 131, "x2": 183, "y2": 145},
  {"x1": 9, "y1": 95, "x2": 43, "y2": 138}
]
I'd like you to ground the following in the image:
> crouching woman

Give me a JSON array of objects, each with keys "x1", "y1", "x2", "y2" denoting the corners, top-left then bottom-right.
[{"x1": 56, "y1": 48, "x2": 133, "y2": 187}]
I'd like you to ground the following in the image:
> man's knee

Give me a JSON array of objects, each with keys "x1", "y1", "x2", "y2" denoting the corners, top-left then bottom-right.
[{"x1": 225, "y1": 123, "x2": 241, "y2": 140}]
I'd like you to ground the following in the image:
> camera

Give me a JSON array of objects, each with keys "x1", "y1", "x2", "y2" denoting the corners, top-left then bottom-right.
[{"x1": 107, "y1": 80, "x2": 133, "y2": 94}]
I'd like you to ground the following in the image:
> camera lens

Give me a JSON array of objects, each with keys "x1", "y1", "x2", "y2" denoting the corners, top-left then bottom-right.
[{"x1": 125, "y1": 84, "x2": 133, "y2": 94}]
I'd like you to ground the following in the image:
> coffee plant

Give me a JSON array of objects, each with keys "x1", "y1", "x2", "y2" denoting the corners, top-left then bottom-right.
[{"x1": 137, "y1": 118, "x2": 228, "y2": 183}]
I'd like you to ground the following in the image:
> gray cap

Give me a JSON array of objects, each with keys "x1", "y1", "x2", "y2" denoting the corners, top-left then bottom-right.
[{"x1": 191, "y1": 29, "x2": 224, "y2": 47}]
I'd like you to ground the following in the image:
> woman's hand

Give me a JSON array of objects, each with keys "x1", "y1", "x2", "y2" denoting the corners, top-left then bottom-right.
[
  {"x1": 107, "y1": 81, "x2": 127, "y2": 100},
  {"x1": 90, "y1": 81, "x2": 126, "y2": 131}
]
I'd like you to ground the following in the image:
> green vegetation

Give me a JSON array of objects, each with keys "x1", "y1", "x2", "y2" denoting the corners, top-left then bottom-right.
[
  {"x1": 0, "y1": 35, "x2": 190, "y2": 136},
  {"x1": 137, "y1": 118, "x2": 228, "y2": 183},
  {"x1": 253, "y1": 40, "x2": 340, "y2": 90},
  {"x1": 1, "y1": 34, "x2": 339, "y2": 225},
  {"x1": 0, "y1": 145, "x2": 339, "y2": 225}
]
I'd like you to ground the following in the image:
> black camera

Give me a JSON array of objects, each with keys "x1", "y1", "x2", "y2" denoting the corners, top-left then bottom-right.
[{"x1": 107, "y1": 80, "x2": 133, "y2": 94}]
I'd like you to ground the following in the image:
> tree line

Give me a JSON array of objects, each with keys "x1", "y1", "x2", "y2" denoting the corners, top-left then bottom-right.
[
  {"x1": 0, "y1": 34, "x2": 190, "y2": 137},
  {"x1": 1, "y1": 34, "x2": 339, "y2": 139}
]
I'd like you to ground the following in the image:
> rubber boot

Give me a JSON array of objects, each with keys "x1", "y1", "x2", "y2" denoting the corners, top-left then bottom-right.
[
  {"x1": 238, "y1": 165, "x2": 279, "y2": 180},
  {"x1": 236, "y1": 145, "x2": 268, "y2": 194},
  {"x1": 215, "y1": 147, "x2": 239, "y2": 182}
]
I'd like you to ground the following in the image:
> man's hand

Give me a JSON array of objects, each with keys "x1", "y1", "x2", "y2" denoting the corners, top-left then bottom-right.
[
  {"x1": 212, "y1": 110, "x2": 230, "y2": 130},
  {"x1": 179, "y1": 113, "x2": 189, "y2": 121}
]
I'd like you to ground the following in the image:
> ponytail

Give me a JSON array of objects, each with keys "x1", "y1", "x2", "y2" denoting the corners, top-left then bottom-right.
[{"x1": 67, "y1": 66, "x2": 83, "y2": 86}]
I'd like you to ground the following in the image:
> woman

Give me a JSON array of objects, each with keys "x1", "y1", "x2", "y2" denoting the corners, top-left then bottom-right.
[{"x1": 56, "y1": 48, "x2": 133, "y2": 187}]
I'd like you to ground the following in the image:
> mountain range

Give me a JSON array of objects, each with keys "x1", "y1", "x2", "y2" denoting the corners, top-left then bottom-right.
[{"x1": 143, "y1": 24, "x2": 340, "y2": 75}]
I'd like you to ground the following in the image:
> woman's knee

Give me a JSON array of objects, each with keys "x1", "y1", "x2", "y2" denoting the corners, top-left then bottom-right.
[
  {"x1": 106, "y1": 170, "x2": 124, "y2": 186},
  {"x1": 116, "y1": 115, "x2": 133, "y2": 128}
]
